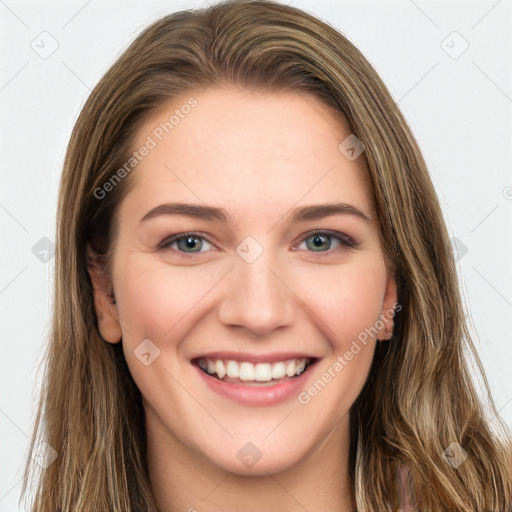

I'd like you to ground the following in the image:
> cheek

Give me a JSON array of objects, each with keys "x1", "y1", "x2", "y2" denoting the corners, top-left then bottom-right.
[
  {"x1": 114, "y1": 257, "x2": 224, "y2": 340},
  {"x1": 293, "y1": 259, "x2": 387, "y2": 349},
  {"x1": 294, "y1": 263, "x2": 385, "y2": 417},
  {"x1": 112, "y1": 259, "x2": 217, "y2": 399}
]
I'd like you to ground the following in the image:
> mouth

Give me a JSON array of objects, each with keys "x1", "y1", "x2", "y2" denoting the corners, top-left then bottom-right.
[{"x1": 192, "y1": 356, "x2": 319, "y2": 387}]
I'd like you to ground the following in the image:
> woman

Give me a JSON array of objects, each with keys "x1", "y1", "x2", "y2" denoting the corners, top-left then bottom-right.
[{"x1": 22, "y1": 1, "x2": 512, "y2": 510}]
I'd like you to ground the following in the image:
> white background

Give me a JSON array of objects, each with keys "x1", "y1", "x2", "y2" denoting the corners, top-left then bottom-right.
[{"x1": 1, "y1": 0, "x2": 511, "y2": 509}]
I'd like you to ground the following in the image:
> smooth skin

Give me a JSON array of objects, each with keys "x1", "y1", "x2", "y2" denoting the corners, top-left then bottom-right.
[{"x1": 87, "y1": 86, "x2": 397, "y2": 512}]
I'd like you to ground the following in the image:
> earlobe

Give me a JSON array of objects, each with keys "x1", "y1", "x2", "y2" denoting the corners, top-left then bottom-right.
[
  {"x1": 86, "y1": 244, "x2": 122, "y2": 344},
  {"x1": 378, "y1": 275, "x2": 398, "y2": 341}
]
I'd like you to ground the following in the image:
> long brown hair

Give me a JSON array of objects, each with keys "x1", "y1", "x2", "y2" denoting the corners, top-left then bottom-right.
[{"x1": 21, "y1": 1, "x2": 512, "y2": 510}]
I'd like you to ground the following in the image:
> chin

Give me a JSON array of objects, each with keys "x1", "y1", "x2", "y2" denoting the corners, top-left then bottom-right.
[{"x1": 197, "y1": 432, "x2": 316, "y2": 477}]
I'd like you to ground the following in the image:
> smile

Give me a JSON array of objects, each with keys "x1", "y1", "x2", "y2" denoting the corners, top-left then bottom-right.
[
  {"x1": 192, "y1": 355, "x2": 319, "y2": 406},
  {"x1": 195, "y1": 357, "x2": 313, "y2": 385}
]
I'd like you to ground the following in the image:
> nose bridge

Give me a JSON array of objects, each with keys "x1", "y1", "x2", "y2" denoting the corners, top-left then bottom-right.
[{"x1": 217, "y1": 245, "x2": 295, "y2": 334}]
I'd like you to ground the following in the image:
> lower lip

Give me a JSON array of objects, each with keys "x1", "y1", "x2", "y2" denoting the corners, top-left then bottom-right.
[{"x1": 194, "y1": 363, "x2": 316, "y2": 406}]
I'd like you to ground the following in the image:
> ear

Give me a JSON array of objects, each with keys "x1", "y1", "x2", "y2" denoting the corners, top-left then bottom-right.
[
  {"x1": 86, "y1": 244, "x2": 122, "y2": 344},
  {"x1": 377, "y1": 273, "x2": 398, "y2": 341}
]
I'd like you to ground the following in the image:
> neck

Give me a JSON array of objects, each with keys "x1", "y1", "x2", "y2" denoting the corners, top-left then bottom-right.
[{"x1": 146, "y1": 406, "x2": 356, "y2": 512}]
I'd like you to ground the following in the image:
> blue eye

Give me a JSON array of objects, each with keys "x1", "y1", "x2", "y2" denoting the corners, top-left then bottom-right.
[
  {"x1": 158, "y1": 230, "x2": 356, "y2": 256},
  {"x1": 298, "y1": 231, "x2": 356, "y2": 252},
  {"x1": 159, "y1": 233, "x2": 213, "y2": 253}
]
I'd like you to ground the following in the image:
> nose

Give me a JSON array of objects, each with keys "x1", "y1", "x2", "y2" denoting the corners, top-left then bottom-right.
[{"x1": 217, "y1": 253, "x2": 296, "y2": 336}]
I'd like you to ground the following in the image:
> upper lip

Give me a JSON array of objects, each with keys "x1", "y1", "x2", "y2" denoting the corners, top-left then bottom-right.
[{"x1": 191, "y1": 351, "x2": 320, "y2": 364}]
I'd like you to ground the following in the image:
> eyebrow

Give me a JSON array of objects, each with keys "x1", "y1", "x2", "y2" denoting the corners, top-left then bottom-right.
[{"x1": 139, "y1": 201, "x2": 371, "y2": 225}]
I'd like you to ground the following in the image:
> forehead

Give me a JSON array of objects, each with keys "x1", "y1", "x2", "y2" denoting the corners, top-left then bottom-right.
[{"x1": 122, "y1": 86, "x2": 371, "y2": 226}]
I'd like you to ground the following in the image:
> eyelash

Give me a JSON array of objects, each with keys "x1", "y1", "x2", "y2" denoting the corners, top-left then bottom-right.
[{"x1": 158, "y1": 230, "x2": 357, "y2": 257}]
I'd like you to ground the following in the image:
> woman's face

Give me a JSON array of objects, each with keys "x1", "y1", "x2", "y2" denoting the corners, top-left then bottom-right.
[{"x1": 90, "y1": 86, "x2": 397, "y2": 475}]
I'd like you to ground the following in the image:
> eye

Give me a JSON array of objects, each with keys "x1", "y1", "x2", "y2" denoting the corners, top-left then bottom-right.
[
  {"x1": 158, "y1": 230, "x2": 357, "y2": 256},
  {"x1": 158, "y1": 232, "x2": 214, "y2": 254},
  {"x1": 295, "y1": 230, "x2": 356, "y2": 253}
]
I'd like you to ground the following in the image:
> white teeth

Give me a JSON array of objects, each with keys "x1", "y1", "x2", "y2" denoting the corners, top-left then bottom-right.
[
  {"x1": 296, "y1": 359, "x2": 306, "y2": 375},
  {"x1": 197, "y1": 357, "x2": 310, "y2": 382},
  {"x1": 239, "y1": 362, "x2": 255, "y2": 380},
  {"x1": 226, "y1": 360, "x2": 239, "y2": 378},
  {"x1": 271, "y1": 362, "x2": 286, "y2": 379},
  {"x1": 254, "y1": 363, "x2": 272, "y2": 382},
  {"x1": 206, "y1": 359, "x2": 216, "y2": 374},
  {"x1": 215, "y1": 360, "x2": 226, "y2": 379},
  {"x1": 286, "y1": 361, "x2": 296, "y2": 377}
]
